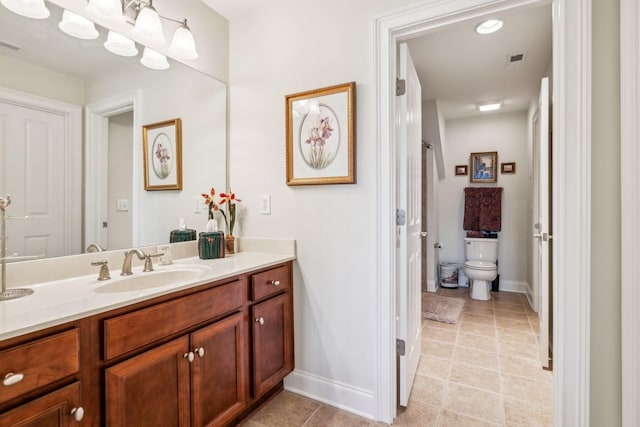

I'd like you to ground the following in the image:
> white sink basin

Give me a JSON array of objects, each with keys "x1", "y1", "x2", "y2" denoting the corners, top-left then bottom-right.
[{"x1": 94, "y1": 267, "x2": 207, "y2": 294}]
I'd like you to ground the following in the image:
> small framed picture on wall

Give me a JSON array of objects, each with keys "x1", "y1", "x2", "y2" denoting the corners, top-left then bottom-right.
[
  {"x1": 501, "y1": 162, "x2": 516, "y2": 174},
  {"x1": 455, "y1": 165, "x2": 468, "y2": 176}
]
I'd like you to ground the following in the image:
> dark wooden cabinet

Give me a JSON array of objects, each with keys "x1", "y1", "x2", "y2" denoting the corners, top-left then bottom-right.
[
  {"x1": 105, "y1": 337, "x2": 191, "y2": 427},
  {"x1": 252, "y1": 292, "x2": 293, "y2": 398},
  {"x1": 0, "y1": 382, "x2": 83, "y2": 427},
  {"x1": 191, "y1": 312, "x2": 247, "y2": 426}
]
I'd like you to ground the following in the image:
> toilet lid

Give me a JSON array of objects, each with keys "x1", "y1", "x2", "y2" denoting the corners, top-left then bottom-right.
[{"x1": 464, "y1": 260, "x2": 496, "y2": 271}]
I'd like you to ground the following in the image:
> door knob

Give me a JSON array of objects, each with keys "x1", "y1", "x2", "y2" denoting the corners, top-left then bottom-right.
[{"x1": 255, "y1": 317, "x2": 264, "y2": 325}]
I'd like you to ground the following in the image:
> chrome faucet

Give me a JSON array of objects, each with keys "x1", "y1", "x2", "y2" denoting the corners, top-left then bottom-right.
[{"x1": 120, "y1": 249, "x2": 147, "y2": 276}]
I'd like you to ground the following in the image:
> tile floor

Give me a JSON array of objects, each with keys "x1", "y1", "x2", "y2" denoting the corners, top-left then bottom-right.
[{"x1": 242, "y1": 287, "x2": 552, "y2": 426}]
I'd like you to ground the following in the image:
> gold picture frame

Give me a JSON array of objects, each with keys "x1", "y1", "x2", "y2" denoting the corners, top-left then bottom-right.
[
  {"x1": 142, "y1": 118, "x2": 182, "y2": 191},
  {"x1": 285, "y1": 82, "x2": 356, "y2": 185},
  {"x1": 470, "y1": 151, "x2": 498, "y2": 183}
]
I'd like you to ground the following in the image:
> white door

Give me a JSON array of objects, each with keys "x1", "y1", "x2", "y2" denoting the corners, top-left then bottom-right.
[
  {"x1": 0, "y1": 102, "x2": 66, "y2": 258},
  {"x1": 533, "y1": 77, "x2": 551, "y2": 368},
  {"x1": 396, "y1": 42, "x2": 422, "y2": 406}
]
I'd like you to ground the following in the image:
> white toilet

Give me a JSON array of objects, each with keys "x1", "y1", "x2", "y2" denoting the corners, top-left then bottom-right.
[{"x1": 463, "y1": 237, "x2": 498, "y2": 301}]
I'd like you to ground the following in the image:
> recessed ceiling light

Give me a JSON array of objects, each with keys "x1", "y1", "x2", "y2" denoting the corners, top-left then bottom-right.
[
  {"x1": 475, "y1": 19, "x2": 503, "y2": 35},
  {"x1": 477, "y1": 101, "x2": 503, "y2": 112}
]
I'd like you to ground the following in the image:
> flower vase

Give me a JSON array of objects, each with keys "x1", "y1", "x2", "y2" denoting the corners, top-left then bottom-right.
[{"x1": 225, "y1": 234, "x2": 236, "y2": 255}]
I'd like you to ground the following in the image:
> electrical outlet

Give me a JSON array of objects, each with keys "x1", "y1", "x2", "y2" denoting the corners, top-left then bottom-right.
[
  {"x1": 260, "y1": 194, "x2": 271, "y2": 215},
  {"x1": 195, "y1": 196, "x2": 203, "y2": 213}
]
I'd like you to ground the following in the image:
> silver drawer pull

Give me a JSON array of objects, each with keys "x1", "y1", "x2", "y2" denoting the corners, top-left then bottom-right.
[
  {"x1": 255, "y1": 317, "x2": 265, "y2": 325},
  {"x1": 194, "y1": 347, "x2": 205, "y2": 358},
  {"x1": 270, "y1": 280, "x2": 281, "y2": 286},
  {"x1": 3, "y1": 372, "x2": 24, "y2": 386},
  {"x1": 71, "y1": 406, "x2": 85, "y2": 422},
  {"x1": 184, "y1": 352, "x2": 195, "y2": 363}
]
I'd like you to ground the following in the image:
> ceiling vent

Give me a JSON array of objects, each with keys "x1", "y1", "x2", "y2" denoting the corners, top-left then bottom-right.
[
  {"x1": 0, "y1": 40, "x2": 22, "y2": 52},
  {"x1": 505, "y1": 52, "x2": 526, "y2": 69}
]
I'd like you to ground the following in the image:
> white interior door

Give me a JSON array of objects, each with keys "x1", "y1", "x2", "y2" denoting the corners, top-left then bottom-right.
[
  {"x1": 533, "y1": 77, "x2": 551, "y2": 368},
  {"x1": 0, "y1": 102, "x2": 66, "y2": 258},
  {"x1": 396, "y1": 42, "x2": 422, "y2": 407}
]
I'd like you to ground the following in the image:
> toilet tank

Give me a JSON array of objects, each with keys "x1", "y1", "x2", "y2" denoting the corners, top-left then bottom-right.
[{"x1": 464, "y1": 238, "x2": 499, "y2": 262}]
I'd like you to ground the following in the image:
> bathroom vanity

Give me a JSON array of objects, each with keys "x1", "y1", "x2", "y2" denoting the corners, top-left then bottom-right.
[{"x1": 0, "y1": 240, "x2": 295, "y2": 426}]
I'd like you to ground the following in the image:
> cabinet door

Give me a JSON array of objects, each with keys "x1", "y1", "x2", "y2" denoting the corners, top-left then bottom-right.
[
  {"x1": 105, "y1": 337, "x2": 191, "y2": 427},
  {"x1": 191, "y1": 311, "x2": 247, "y2": 427},
  {"x1": 252, "y1": 293, "x2": 293, "y2": 397},
  {"x1": 0, "y1": 382, "x2": 83, "y2": 427}
]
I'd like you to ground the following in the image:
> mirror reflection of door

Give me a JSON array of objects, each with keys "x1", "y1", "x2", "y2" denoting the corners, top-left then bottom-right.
[{"x1": 106, "y1": 111, "x2": 134, "y2": 251}]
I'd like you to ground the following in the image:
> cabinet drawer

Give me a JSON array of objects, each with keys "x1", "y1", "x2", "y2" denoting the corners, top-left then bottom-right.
[
  {"x1": 0, "y1": 381, "x2": 82, "y2": 427},
  {"x1": 104, "y1": 278, "x2": 246, "y2": 360},
  {"x1": 0, "y1": 329, "x2": 79, "y2": 404},
  {"x1": 251, "y1": 265, "x2": 290, "y2": 301}
]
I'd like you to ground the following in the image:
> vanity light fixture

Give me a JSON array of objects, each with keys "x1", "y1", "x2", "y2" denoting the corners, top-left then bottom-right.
[
  {"x1": 140, "y1": 46, "x2": 169, "y2": 70},
  {"x1": 475, "y1": 18, "x2": 503, "y2": 35},
  {"x1": 104, "y1": 30, "x2": 138, "y2": 56},
  {"x1": 168, "y1": 19, "x2": 198, "y2": 60},
  {"x1": 0, "y1": 0, "x2": 49, "y2": 19},
  {"x1": 477, "y1": 100, "x2": 503, "y2": 112},
  {"x1": 58, "y1": 10, "x2": 99, "y2": 40},
  {"x1": 86, "y1": 0, "x2": 122, "y2": 20},
  {"x1": 132, "y1": 0, "x2": 164, "y2": 43}
]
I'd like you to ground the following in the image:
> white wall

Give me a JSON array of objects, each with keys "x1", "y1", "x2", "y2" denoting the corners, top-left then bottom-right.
[
  {"x1": 437, "y1": 112, "x2": 530, "y2": 291},
  {"x1": 107, "y1": 111, "x2": 133, "y2": 250},
  {"x1": 227, "y1": 0, "x2": 414, "y2": 418},
  {"x1": 0, "y1": 54, "x2": 84, "y2": 105}
]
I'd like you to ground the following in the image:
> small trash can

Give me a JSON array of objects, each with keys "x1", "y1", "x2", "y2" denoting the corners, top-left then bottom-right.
[{"x1": 440, "y1": 263, "x2": 459, "y2": 288}]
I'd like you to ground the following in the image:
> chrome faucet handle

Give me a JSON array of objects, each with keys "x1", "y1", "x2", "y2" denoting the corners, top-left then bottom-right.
[
  {"x1": 91, "y1": 260, "x2": 111, "y2": 281},
  {"x1": 143, "y1": 253, "x2": 164, "y2": 272}
]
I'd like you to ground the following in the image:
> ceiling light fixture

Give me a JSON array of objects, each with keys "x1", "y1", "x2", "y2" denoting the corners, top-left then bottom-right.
[
  {"x1": 58, "y1": 10, "x2": 99, "y2": 40},
  {"x1": 0, "y1": 0, "x2": 49, "y2": 19},
  {"x1": 132, "y1": 0, "x2": 164, "y2": 43},
  {"x1": 86, "y1": 0, "x2": 122, "y2": 20},
  {"x1": 168, "y1": 19, "x2": 198, "y2": 60},
  {"x1": 477, "y1": 100, "x2": 503, "y2": 112},
  {"x1": 475, "y1": 18, "x2": 503, "y2": 35},
  {"x1": 140, "y1": 46, "x2": 169, "y2": 70},
  {"x1": 104, "y1": 30, "x2": 138, "y2": 56}
]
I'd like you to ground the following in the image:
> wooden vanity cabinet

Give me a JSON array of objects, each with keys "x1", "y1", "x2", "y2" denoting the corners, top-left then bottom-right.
[{"x1": 0, "y1": 382, "x2": 83, "y2": 427}]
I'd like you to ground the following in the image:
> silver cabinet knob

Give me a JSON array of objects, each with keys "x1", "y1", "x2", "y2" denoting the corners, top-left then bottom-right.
[
  {"x1": 271, "y1": 280, "x2": 281, "y2": 286},
  {"x1": 255, "y1": 317, "x2": 265, "y2": 325},
  {"x1": 420, "y1": 231, "x2": 428, "y2": 238},
  {"x1": 2, "y1": 372, "x2": 24, "y2": 386},
  {"x1": 184, "y1": 352, "x2": 195, "y2": 362},
  {"x1": 194, "y1": 347, "x2": 205, "y2": 358},
  {"x1": 71, "y1": 406, "x2": 85, "y2": 422}
]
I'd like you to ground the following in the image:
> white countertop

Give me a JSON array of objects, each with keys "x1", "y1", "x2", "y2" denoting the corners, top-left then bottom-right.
[{"x1": 0, "y1": 245, "x2": 295, "y2": 341}]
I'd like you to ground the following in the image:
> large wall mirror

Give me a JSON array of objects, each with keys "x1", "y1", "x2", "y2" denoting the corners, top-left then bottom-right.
[{"x1": 0, "y1": 2, "x2": 227, "y2": 260}]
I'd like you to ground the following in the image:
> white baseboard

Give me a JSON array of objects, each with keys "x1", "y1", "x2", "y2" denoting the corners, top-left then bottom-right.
[
  {"x1": 497, "y1": 280, "x2": 528, "y2": 293},
  {"x1": 283, "y1": 370, "x2": 375, "y2": 420},
  {"x1": 426, "y1": 279, "x2": 437, "y2": 292}
]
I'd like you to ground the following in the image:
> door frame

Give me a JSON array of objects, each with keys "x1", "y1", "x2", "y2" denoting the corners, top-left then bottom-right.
[
  {"x1": 85, "y1": 91, "x2": 142, "y2": 249},
  {"x1": 373, "y1": 0, "x2": 591, "y2": 424},
  {"x1": 0, "y1": 87, "x2": 82, "y2": 255},
  {"x1": 620, "y1": 0, "x2": 639, "y2": 424}
]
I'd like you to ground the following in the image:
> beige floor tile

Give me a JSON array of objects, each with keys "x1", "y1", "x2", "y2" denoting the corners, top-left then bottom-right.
[
  {"x1": 498, "y1": 339, "x2": 540, "y2": 361},
  {"x1": 304, "y1": 404, "x2": 372, "y2": 427},
  {"x1": 423, "y1": 325, "x2": 458, "y2": 343},
  {"x1": 442, "y1": 383, "x2": 503, "y2": 423},
  {"x1": 457, "y1": 332, "x2": 498, "y2": 353},
  {"x1": 417, "y1": 355, "x2": 452, "y2": 380},
  {"x1": 410, "y1": 374, "x2": 448, "y2": 407},
  {"x1": 459, "y1": 321, "x2": 496, "y2": 338},
  {"x1": 501, "y1": 373, "x2": 553, "y2": 407},
  {"x1": 393, "y1": 402, "x2": 441, "y2": 426},
  {"x1": 495, "y1": 318, "x2": 532, "y2": 333},
  {"x1": 448, "y1": 362, "x2": 500, "y2": 393},
  {"x1": 240, "y1": 421, "x2": 264, "y2": 427},
  {"x1": 493, "y1": 301, "x2": 525, "y2": 312},
  {"x1": 464, "y1": 304, "x2": 495, "y2": 317},
  {"x1": 248, "y1": 391, "x2": 320, "y2": 427},
  {"x1": 452, "y1": 345, "x2": 498, "y2": 370},
  {"x1": 494, "y1": 309, "x2": 528, "y2": 321},
  {"x1": 498, "y1": 355, "x2": 553, "y2": 384},
  {"x1": 438, "y1": 409, "x2": 502, "y2": 427},
  {"x1": 462, "y1": 313, "x2": 495, "y2": 326},
  {"x1": 424, "y1": 318, "x2": 460, "y2": 331},
  {"x1": 496, "y1": 327, "x2": 538, "y2": 346},
  {"x1": 503, "y1": 397, "x2": 553, "y2": 427},
  {"x1": 492, "y1": 292, "x2": 524, "y2": 302},
  {"x1": 423, "y1": 339, "x2": 455, "y2": 358}
]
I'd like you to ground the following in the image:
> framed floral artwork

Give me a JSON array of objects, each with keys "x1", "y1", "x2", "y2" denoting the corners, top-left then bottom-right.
[
  {"x1": 142, "y1": 118, "x2": 182, "y2": 191},
  {"x1": 285, "y1": 82, "x2": 356, "y2": 185},
  {"x1": 470, "y1": 151, "x2": 497, "y2": 183}
]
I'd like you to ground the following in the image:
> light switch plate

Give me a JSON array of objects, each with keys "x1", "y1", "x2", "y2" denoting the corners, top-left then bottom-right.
[
  {"x1": 260, "y1": 194, "x2": 271, "y2": 215},
  {"x1": 116, "y1": 199, "x2": 129, "y2": 212}
]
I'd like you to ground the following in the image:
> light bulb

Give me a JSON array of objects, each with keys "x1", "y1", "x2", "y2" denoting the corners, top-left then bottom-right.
[
  {"x1": 104, "y1": 31, "x2": 138, "y2": 57},
  {"x1": 169, "y1": 20, "x2": 198, "y2": 60},
  {"x1": 140, "y1": 47, "x2": 169, "y2": 70},
  {"x1": 134, "y1": 2, "x2": 165, "y2": 43}
]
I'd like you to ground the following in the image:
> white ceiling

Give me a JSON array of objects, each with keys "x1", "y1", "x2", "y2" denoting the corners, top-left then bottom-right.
[
  {"x1": 200, "y1": 0, "x2": 263, "y2": 20},
  {"x1": 407, "y1": 4, "x2": 552, "y2": 119}
]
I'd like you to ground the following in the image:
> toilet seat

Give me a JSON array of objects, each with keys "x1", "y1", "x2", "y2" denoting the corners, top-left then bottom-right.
[{"x1": 463, "y1": 260, "x2": 496, "y2": 271}]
